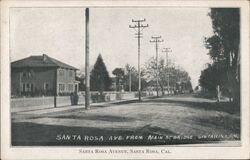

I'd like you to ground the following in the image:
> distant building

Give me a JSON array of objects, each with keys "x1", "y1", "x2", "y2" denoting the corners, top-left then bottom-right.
[
  {"x1": 11, "y1": 54, "x2": 79, "y2": 97},
  {"x1": 146, "y1": 80, "x2": 175, "y2": 92}
]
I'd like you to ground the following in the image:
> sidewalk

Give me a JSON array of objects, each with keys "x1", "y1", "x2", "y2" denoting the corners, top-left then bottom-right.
[
  {"x1": 13, "y1": 97, "x2": 142, "y2": 115},
  {"x1": 15, "y1": 104, "x2": 84, "y2": 115}
]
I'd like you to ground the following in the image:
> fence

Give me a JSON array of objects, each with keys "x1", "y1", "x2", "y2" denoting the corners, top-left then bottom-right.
[{"x1": 11, "y1": 91, "x2": 157, "y2": 109}]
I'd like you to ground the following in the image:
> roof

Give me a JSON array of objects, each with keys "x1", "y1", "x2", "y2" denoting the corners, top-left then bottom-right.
[{"x1": 11, "y1": 54, "x2": 78, "y2": 70}]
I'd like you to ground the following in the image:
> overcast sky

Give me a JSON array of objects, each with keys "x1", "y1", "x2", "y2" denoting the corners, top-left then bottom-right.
[{"x1": 10, "y1": 7, "x2": 213, "y2": 87}]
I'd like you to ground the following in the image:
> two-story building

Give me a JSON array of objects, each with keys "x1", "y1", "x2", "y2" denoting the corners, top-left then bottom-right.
[{"x1": 11, "y1": 54, "x2": 79, "y2": 97}]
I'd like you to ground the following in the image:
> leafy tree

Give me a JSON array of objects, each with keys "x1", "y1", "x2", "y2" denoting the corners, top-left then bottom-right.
[
  {"x1": 147, "y1": 57, "x2": 167, "y2": 95},
  {"x1": 90, "y1": 54, "x2": 112, "y2": 94},
  {"x1": 170, "y1": 66, "x2": 192, "y2": 93},
  {"x1": 199, "y1": 64, "x2": 221, "y2": 92},
  {"x1": 76, "y1": 69, "x2": 86, "y2": 91},
  {"x1": 112, "y1": 68, "x2": 125, "y2": 91},
  {"x1": 202, "y1": 8, "x2": 240, "y2": 103},
  {"x1": 123, "y1": 64, "x2": 148, "y2": 91},
  {"x1": 144, "y1": 57, "x2": 192, "y2": 94},
  {"x1": 75, "y1": 75, "x2": 85, "y2": 91}
]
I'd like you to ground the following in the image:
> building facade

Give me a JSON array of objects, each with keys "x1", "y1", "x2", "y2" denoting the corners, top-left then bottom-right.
[{"x1": 11, "y1": 54, "x2": 79, "y2": 97}]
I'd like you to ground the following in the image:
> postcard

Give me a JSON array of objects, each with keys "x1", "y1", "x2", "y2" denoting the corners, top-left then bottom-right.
[{"x1": 1, "y1": 0, "x2": 249, "y2": 159}]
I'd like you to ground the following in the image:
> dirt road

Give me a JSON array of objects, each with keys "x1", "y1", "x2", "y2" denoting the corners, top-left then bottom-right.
[{"x1": 12, "y1": 94, "x2": 240, "y2": 146}]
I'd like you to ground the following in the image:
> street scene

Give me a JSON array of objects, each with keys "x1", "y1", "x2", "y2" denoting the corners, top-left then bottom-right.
[{"x1": 10, "y1": 7, "x2": 240, "y2": 146}]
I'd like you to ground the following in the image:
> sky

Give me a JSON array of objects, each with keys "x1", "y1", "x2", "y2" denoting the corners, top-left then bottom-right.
[{"x1": 10, "y1": 7, "x2": 213, "y2": 87}]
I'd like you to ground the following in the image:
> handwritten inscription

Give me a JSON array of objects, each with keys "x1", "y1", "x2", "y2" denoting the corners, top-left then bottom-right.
[
  {"x1": 56, "y1": 134, "x2": 104, "y2": 141},
  {"x1": 56, "y1": 134, "x2": 240, "y2": 142}
]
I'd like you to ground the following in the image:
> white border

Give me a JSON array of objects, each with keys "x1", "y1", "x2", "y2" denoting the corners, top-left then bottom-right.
[{"x1": 1, "y1": 0, "x2": 249, "y2": 159}]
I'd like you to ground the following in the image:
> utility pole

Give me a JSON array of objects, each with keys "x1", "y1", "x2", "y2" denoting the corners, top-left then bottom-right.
[
  {"x1": 129, "y1": 68, "x2": 132, "y2": 92},
  {"x1": 150, "y1": 36, "x2": 163, "y2": 97},
  {"x1": 162, "y1": 47, "x2": 172, "y2": 94},
  {"x1": 85, "y1": 8, "x2": 90, "y2": 110},
  {"x1": 177, "y1": 65, "x2": 181, "y2": 94},
  {"x1": 129, "y1": 19, "x2": 148, "y2": 102},
  {"x1": 54, "y1": 69, "x2": 57, "y2": 107},
  {"x1": 19, "y1": 72, "x2": 22, "y2": 96}
]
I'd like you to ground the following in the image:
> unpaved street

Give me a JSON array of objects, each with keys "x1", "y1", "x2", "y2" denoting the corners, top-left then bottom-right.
[{"x1": 12, "y1": 94, "x2": 240, "y2": 146}]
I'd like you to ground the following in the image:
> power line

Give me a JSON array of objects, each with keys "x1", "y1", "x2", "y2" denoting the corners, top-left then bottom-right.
[
  {"x1": 150, "y1": 36, "x2": 163, "y2": 97},
  {"x1": 129, "y1": 18, "x2": 149, "y2": 102}
]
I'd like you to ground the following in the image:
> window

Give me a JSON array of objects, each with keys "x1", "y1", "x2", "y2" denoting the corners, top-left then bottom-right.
[
  {"x1": 59, "y1": 84, "x2": 65, "y2": 92},
  {"x1": 59, "y1": 69, "x2": 64, "y2": 76},
  {"x1": 69, "y1": 70, "x2": 73, "y2": 77},
  {"x1": 68, "y1": 84, "x2": 73, "y2": 91},
  {"x1": 26, "y1": 83, "x2": 30, "y2": 92},
  {"x1": 30, "y1": 69, "x2": 34, "y2": 76},
  {"x1": 22, "y1": 83, "x2": 25, "y2": 92},
  {"x1": 22, "y1": 70, "x2": 32, "y2": 78},
  {"x1": 31, "y1": 84, "x2": 34, "y2": 92},
  {"x1": 44, "y1": 83, "x2": 49, "y2": 91}
]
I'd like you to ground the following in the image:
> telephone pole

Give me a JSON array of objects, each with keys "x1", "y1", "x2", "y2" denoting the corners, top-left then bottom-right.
[
  {"x1": 129, "y1": 69, "x2": 132, "y2": 92},
  {"x1": 162, "y1": 47, "x2": 172, "y2": 94},
  {"x1": 150, "y1": 36, "x2": 163, "y2": 97},
  {"x1": 129, "y1": 19, "x2": 148, "y2": 102},
  {"x1": 85, "y1": 8, "x2": 90, "y2": 110}
]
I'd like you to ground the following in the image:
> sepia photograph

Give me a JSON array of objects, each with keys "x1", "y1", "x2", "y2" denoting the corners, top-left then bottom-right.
[{"x1": 1, "y1": 0, "x2": 250, "y2": 159}]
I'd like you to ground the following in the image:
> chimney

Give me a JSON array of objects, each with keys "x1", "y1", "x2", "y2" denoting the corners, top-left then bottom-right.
[{"x1": 43, "y1": 54, "x2": 47, "y2": 62}]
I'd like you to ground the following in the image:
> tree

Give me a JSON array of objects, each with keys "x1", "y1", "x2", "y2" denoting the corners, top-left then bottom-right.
[
  {"x1": 112, "y1": 68, "x2": 125, "y2": 91},
  {"x1": 75, "y1": 74, "x2": 85, "y2": 91},
  {"x1": 76, "y1": 68, "x2": 85, "y2": 91},
  {"x1": 199, "y1": 64, "x2": 221, "y2": 93},
  {"x1": 144, "y1": 57, "x2": 165, "y2": 95},
  {"x1": 170, "y1": 66, "x2": 193, "y2": 93},
  {"x1": 90, "y1": 54, "x2": 112, "y2": 94},
  {"x1": 123, "y1": 64, "x2": 148, "y2": 91},
  {"x1": 144, "y1": 57, "x2": 192, "y2": 95},
  {"x1": 202, "y1": 8, "x2": 240, "y2": 103}
]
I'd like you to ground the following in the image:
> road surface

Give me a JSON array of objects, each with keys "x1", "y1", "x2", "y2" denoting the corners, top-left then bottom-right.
[{"x1": 12, "y1": 94, "x2": 240, "y2": 146}]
